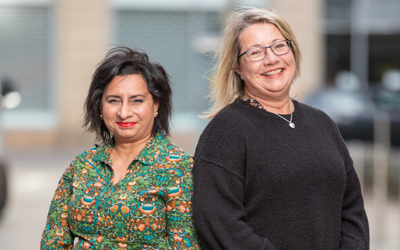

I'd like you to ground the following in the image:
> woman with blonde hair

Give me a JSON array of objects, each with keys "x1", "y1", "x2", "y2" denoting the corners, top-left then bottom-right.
[{"x1": 193, "y1": 8, "x2": 369, "y2": 250}]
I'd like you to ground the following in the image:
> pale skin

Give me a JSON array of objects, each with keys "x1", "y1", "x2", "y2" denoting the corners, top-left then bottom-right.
[
  {"x1": 235, "y1": 22, "x2": 296, "y2": 115},
  {"x1": 101, "y1": 74, "x2": 159, "y2": 184}
]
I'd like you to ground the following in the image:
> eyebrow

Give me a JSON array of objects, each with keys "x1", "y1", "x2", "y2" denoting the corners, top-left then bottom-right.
[
  {"x1": 248, "y1": 38, "x2": 286, "y2": 48},
  {"x1": 105, "y1": 94, "x2": 147, "y2": 99},
  {"x1": 272, "y1": 38, "x2": 285, "y2": 43}
]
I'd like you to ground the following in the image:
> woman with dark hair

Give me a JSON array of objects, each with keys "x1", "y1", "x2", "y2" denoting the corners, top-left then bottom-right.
[{"x1": 41, "y1": 47, "x2": 200, "y2": 249}]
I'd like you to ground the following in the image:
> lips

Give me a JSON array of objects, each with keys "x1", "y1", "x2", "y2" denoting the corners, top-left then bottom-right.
[
  {"x1": 116, "y1": 122, "x2": 137, "y2": 128},
  {"x1": 262, "y1": 68, "x2": 283, "y2": 77}
]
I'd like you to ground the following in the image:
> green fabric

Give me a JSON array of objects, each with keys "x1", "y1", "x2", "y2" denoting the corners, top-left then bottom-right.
[{"x1": 41, "y1": 132, "x2": 200, "y2": 250}]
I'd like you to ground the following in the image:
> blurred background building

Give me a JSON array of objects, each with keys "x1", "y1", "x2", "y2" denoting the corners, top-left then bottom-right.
[
  {"x1": 0, "y1": 0, "x2": 399, "y2": 249},
  {"x1": 0, "y1": 0, "x2": 325, "y2": 152}
]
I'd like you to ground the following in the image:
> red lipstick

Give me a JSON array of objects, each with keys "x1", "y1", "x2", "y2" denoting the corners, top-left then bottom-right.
[{"x1": 116, "y1": 122, "x2": 137, "y2": 128}]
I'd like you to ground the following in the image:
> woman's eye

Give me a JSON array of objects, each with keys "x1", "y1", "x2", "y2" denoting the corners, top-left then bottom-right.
[
  {"x1": 133, "y1": 99, "x2": 144, "y2": 104},
  {"x1": 108, "y1": 99, "x2": 119, "y2": 103}
]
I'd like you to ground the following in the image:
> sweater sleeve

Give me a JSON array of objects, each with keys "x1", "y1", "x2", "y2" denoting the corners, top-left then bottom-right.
[
  {"x1": 41, "y1": 163, "x2": 75, "y2": 249},
  {"x1": 192, "y1": 114, "x2": 277, "y2": 250},
  {"x1": 339, "y1": 140, "x2": 370, "y2": 250}
]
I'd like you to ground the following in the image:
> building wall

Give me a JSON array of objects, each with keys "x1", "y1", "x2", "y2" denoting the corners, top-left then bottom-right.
[
  {"x1": 272, "y1": 0, "x2": 324, "y2": 99},
  {"x1": 4, "y1": 0, "x2": 324, "y2": 152},
  {"x1": 56, "y1": 0, "x2": 109, "y2": 146},
  {"x1": 5, "y1": 0, "x2": 109, "y2": 150}
]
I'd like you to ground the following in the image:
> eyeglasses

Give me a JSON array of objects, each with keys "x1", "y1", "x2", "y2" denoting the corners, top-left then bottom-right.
[{"x1": 238, "y1": 40, "x2": 291, "y2": 62}]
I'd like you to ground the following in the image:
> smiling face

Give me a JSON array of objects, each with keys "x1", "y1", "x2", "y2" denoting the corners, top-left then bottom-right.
[
  {"x1": 235, "y1": 22, "x2": 296, "y2": 101},
  {"x1": 101, "y1": 74, "x2": 158, "y2": 145}
]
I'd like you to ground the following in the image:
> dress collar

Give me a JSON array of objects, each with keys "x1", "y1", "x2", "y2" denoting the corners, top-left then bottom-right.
[
  {"x1": 239, "y1": 93, "x2": 264, "y2": 110},
  {"x1": 91, "y1": 131, "x2": 166, "y2": 165},
  {"x1": 90, "y1": 139, "x2": 113, "y2": 165},
  {"x1": 136, "y1": 131, "x2": 167, "y2": 165},
  {"x1": 239, "y1": 93, "x2": 298, "y2": 113}
]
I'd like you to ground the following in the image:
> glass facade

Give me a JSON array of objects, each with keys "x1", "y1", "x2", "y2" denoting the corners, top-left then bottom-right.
[
  {"x1": 325, "y1": 0, "x2": 400, "y2": 86},
  {"x1": 114, "y1": 10, "x2": 221, "y2": 117},
  {"x1": 0, "y1": 6, "x2": 52, "y2": 111}
]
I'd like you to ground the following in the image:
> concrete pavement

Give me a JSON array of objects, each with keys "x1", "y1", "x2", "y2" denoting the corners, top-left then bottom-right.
[{"x1": 0, "y1": 147, "x2": 399, "y2": 250}]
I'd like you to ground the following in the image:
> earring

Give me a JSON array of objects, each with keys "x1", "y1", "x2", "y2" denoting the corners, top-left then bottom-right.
[
  {"x1": 156, "y1": 112, "x2": 158, "y2": 115},
  {"x1": 240, "y1": 75, "x2": 243, "y2": 79},
  {"x1": 100, "y1": 114, "x2": 103, "y2": 118}
]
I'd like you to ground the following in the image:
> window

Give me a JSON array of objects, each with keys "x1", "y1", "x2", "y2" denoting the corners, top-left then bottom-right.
[{"x1": 0, "y1": 4, "x2": 55, "y2": 129}]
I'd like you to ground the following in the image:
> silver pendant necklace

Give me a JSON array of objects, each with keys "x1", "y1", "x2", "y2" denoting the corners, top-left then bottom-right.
[
  {"x1": 271, "y1": 101, "x2": 295, "y2": 129},
  {"x1": 244, "y1": 94, "x2": 295, "y2": 129}
]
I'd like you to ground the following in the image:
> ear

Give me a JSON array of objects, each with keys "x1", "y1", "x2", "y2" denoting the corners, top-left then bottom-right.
[
  {"x1": 234, "y1": 63, "x2": 242, "y2": 76},
  {"x1": 154, "y1": 102, "x2": 159, "y2": 117},
  {"x1": 99, "y1": 106, "x2": 103, "y2": 120}
]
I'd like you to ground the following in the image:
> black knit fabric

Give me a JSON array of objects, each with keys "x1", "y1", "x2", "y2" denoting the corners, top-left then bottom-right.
[{"x1": 193, "y1": 99, "x2": 369, "y2": 250}]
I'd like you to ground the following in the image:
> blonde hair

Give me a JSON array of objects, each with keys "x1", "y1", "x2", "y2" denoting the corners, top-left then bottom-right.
[{"x1": 201, "y1": 8, "x2": 302, "y2": 119}]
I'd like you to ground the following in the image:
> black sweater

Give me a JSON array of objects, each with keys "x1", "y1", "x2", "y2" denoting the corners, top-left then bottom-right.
[{"x1": 193, "y1": 99, "x2": 369, "y2": 250}]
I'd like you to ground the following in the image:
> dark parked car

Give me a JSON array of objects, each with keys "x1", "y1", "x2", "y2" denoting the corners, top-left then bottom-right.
[
  {"x1": 304, "y1": 87, "x2": 400, "y2": 146},
  {"x1": 0, "y1": 77, "x2": 21, "y2": 219},
  {"x1": 0, "y1": 160, "x2": 7, "y2": 218}
]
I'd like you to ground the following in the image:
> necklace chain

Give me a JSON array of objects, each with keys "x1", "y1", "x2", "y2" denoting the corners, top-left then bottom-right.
[
  {"x1": 243, "y1": 94, "x2": 296, "y2": 129},
  {"x1": 270, "y1": 102, "x2": 295, "y2": 129}
]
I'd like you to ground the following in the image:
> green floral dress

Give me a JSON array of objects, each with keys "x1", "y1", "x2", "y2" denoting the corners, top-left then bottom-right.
[{"x1": 41, "y1": 132, "x2": 200, "y2": 250}]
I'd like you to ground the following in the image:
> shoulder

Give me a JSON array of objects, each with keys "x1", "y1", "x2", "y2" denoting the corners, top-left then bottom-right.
[
  {"x1": 164, "y1": 137, "x2": 193, "y2": 161},
  {"x1": 158, "y1": 136, "x2": 194, "y2": 170},
  {"x1": 296, "y1": 100, "x2": 338, "y2": 127},
  {"x1": 58, "y1": 146, "x2": 101, "y2": 180},
  {"x1": 73, "y1": 145, "x2": 102, "y2": 163},
  {"x1": 214, "y1": 99, "x2": 254, "y2": 121},
  {"x1": 296, "y1": 100, "x2": 326, "y2": 116},
  {"x1": 194, "y1": 102, "x2": 248, "y2": 180},
  {"x1": 203, "y1": 99, "x2": 252, "y2": 136},
  {"x1": 296, "y1": 100, "x2": 346, "y2": 147},
  {"x1": 68, "y1": 144, "x2": 108, "y2": 172},
  {"x1": 195, "y1": 101, "x2": 248, "y2": 168}
]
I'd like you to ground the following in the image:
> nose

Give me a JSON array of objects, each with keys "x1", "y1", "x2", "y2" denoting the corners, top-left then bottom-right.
[
  {"x1": 118, "y1": 102, "x2": 133, "y2": 119},
  {"x1": 263, "y1": 47, "x2": 279, "y2": 65}
]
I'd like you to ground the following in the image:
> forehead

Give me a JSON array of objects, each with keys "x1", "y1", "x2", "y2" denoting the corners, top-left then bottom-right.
[
  {"x1": 239, "y1": 22, "x2": 283, "y2": 47},
  {"x1": 104, "y1": 74, "x2": 149, "y2": 94}
]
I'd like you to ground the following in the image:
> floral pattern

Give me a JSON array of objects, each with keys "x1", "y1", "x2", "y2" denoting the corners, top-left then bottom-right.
[
  {"x1": 239, "y1": 93, "x2": 265, "y2": 110},
  {"x1": 41, "y1": 132, "x2": 200, "y2": 249}
]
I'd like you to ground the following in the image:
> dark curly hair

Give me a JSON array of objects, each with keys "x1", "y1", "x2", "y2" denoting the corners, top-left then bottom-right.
[{"x1": 83, "y1": 46, "x2": 172, "y2": 144}]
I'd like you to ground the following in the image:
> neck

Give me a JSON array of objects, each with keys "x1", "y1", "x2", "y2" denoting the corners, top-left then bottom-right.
[
  {"x1": 112, "y1": 135, "x2": 150, "y2": 161},
  {"x1": 245, "y1": 91, "x2": 292, "y2": 115}
]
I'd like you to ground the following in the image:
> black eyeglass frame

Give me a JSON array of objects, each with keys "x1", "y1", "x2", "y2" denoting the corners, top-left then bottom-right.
[{"x1": 237, "y1": 39, "x2": 292, "y2": 61}]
